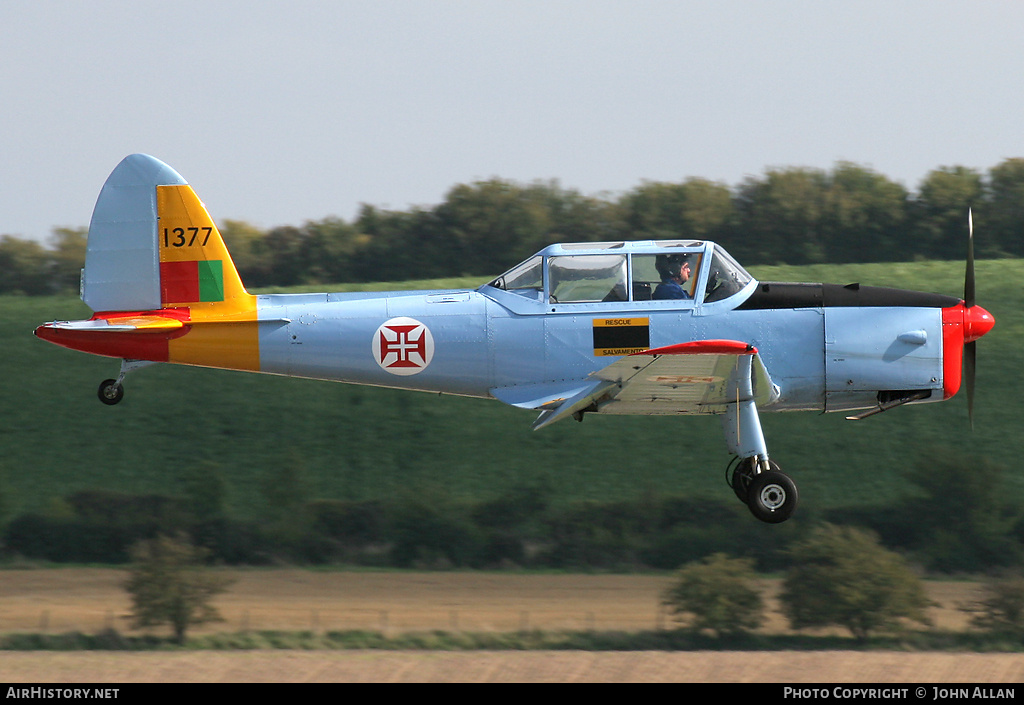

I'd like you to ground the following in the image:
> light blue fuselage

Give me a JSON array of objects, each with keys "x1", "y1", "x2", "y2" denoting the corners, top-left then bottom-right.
[{"x1": 254, "y1": 285, "x2": 946, "y2": 415}]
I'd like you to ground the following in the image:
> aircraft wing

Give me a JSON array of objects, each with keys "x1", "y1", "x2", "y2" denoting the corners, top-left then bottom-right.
[{"x1": 531, "y1": 340, "x2": 779, "y2": 430}]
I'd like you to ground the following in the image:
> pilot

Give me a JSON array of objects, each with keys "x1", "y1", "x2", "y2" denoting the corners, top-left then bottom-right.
[{"x1": 653, "y1": 254, "x2": 692, "y2": 299}]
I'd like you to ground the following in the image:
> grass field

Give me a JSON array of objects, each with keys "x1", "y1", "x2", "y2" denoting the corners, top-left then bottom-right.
[{"x1": 1, "y1": 258, "x2": 1021, "y2": 520}]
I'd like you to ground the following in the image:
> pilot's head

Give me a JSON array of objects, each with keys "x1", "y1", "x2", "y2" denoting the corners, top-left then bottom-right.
[{"x1": 656, "y1": 254, "x2": 691, "y2": 283}]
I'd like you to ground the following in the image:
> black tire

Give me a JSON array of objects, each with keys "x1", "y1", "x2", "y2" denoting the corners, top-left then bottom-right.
[
  {"x1": 731, "y1": 458, "x2": 754, "y2": 502},
  {"x1": 97, "y1": 379, "x2": 124, "y2": 405},
  {"x1": 746, "y1": 470, "x2": 798, "y2": 524}
]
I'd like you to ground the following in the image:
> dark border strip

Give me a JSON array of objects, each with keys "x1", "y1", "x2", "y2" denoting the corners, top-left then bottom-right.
[{"x1": 737, "y1": 282, "x2": 960, "y2": 310}]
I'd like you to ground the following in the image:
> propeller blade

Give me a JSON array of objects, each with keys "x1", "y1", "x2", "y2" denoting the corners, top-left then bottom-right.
[
  {"x1": 965, "y1": 208, "x2": 976, "y2": 308},
  {"x1": 965, "y1": 340, "x2": 976, "y2": 430}
]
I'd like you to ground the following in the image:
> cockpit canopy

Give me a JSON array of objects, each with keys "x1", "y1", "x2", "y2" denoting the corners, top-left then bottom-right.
[{"x1": 485, "y1": 241, "x2": 754, "y2": 306}]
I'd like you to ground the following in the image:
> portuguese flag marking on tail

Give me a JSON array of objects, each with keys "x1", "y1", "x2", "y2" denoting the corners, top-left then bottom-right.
[{"x1": 160, "y1": 260, "x2": 225, "y2": 304}]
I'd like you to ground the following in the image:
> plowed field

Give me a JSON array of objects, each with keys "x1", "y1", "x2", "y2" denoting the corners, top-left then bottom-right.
[{"x1": 1, "y1": 569, "x2": 1020, "y2": 683}]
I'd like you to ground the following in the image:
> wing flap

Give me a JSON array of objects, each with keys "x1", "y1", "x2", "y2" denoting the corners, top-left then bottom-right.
[
  {"x1": 596, "y1": 340, "x2": 777, "y2": 415},
  {"x1": 490, "y1": 379, "x2": 606, "y2": 411},
  {"x1": 530, "y1": 380, "x2": 618, "y2": 430},
  {"x1": 529, "y1": 339, "x2": 779, "y2": 428}
]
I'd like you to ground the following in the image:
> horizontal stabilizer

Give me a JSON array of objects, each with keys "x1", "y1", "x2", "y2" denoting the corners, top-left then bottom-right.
[
  {"x1": 34, "y1": 312, "x2": 191, "y2": 361},
  {"x1": 39, "y1": 315, "x2": 186, "y2": 333}
]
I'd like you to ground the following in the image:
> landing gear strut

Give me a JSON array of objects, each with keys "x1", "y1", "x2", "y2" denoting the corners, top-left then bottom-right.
[{"x1": 720, "y1": 352, "x2": 799, "y2": 523}]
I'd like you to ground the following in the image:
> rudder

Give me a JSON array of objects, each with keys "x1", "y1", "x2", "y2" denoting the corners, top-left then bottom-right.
[{"x1": 155, "y1": 181, "x2": 252, "y2": 318}]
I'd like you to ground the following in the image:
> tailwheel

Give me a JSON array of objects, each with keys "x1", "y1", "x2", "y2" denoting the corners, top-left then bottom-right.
[
  {"x1": 97, "y1": 379, "x2": 124, "y2": 405},
  {"x1": 746, "y1": 470, "x2": 798, "y2": 524}
]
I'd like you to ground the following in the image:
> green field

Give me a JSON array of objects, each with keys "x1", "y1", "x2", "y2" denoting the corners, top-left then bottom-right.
[{"x1": 1, "y1": 259, "x2": 1021, "y2": 521}]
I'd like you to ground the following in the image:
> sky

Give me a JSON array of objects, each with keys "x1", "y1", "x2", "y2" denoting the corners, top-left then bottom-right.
[{"x1": 2, "y1": 1, "x2": 1023, "y2": 243}]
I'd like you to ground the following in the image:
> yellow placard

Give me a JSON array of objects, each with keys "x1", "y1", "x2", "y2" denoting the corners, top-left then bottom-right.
[{"x1": 593, "y1": 317, "x2": 650, "y2": 328}]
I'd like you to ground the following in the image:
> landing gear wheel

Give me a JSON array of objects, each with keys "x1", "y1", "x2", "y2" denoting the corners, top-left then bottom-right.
[
  {"x1": 746, "y1": 470, "x2": 798, "y2": 524},
  {"x1": 730, "y1": 458, "x2": 779, "y2": 503},
  {"x1": 97, "y1": 379, "x2": 124, "y2": 405}
]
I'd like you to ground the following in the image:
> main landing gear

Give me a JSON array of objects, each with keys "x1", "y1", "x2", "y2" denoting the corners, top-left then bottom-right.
[
  {"x1": 728, "y1": 457, "x2": 798, "y2": 524},
  {"x1": 720, "y1": 355, "x2": 798, "y2": 523}
]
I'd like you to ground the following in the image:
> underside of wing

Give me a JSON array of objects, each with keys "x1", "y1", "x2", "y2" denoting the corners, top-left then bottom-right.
[
  {"x1": 595, "y1": 340, "x2": 778, "y2": 415},
  {"x1": 531, "y1": 339, "x2": 779, "y2": 430}
]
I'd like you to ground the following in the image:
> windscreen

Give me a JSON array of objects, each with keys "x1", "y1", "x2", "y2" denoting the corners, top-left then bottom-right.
[
  {"x1": 488, "y1": 255, "x2": 543, "y2": 298},
  {"x1": 704, "y1": 246, "x2": 752, "y2": 303}
]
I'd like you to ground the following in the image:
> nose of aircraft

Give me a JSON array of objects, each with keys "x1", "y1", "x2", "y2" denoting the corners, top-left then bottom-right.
[
  {"x1": 964, "y1": 304, "x2": 995, "y2": 343},
  {"x1": 941, "y1": 301, "x2": 995, "y2": 402}
]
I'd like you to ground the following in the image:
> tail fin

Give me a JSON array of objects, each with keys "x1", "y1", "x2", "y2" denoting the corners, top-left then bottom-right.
[
  {"x1": 65, "y1": 154, "x2": 260, "y2": 372},
  {"x1": 82, "y1": 154, "x2": 252, "y2": 318}
]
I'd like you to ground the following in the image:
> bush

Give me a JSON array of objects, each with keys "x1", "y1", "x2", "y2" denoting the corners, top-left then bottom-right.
[
  {"x1": 662, "y1": 553, "x2": 765, "y2": 636},
  {"x1": 780, "y1": 524, "x2": 932, "y2": 641},
  {"x1": 965, "y1": 572, "x2": 1024, "y2": 635},
  {"x1": 124, "y1": 534, "x2": 234, "y2": 644}
]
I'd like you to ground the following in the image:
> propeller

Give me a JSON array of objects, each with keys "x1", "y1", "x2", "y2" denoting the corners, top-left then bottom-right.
[
  {"x1": 957, "y1": 210, "x2": 995, "y2": 429},
  {"x1": 964, "y1": 208, "x2": 977, "y2": 429},
  {"x1": 965, "y1": 336, "x2": 976, "y2": 429},
  {"x1": 965, "y1": 208, "x2": 975, "y2": 308}
]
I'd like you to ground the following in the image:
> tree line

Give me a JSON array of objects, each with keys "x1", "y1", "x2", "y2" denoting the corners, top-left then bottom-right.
[
  {"x1": 5, "y1": 449, "x2": 1021, "y2": 574},
  {"x1": 2, "y1": 159, "x2": 1023, "y2": 295},
  {"x1": 664, "y1": 530, "x2": 1024, "y2": 642}
]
